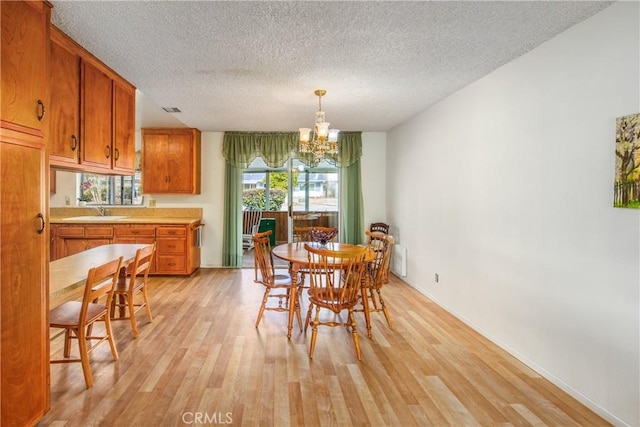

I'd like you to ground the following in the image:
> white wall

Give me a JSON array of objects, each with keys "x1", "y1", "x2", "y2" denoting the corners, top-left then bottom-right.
[
  {"x1": 361, "y1": 132, "x2": 387, "y2": 232},
  {"x1": 386, "y1": 3, "x2": 639, "y2": 425}
]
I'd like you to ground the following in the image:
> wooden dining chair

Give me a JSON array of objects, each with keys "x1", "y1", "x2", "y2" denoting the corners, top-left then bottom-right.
[
  {"x1": 356, "y1": 231, "x2": 395, "y2": 338},
  {"x1": 293, "y1": 226, "x2": 312, "y2": 244},
  {"x1": 49, "y1": 256, "x2": 123, "y2": 388},
  {"x1": 369, "y1": 222, "x2": 390, "y2": 234},
  {"x1": 253, "y1": 230, "x2": 302, "y2": 332},
  {"x1": 293, "y1": 226, "x2": 338, "y2": 287},
  {"x1": 110, "y1": 243, "x2": 155, "y2": 338},
  {"x1": 304, "y1": 244, "x2": 367, "y2": 360}
]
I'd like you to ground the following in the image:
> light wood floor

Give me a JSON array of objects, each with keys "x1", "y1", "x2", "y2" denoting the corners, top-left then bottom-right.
[{"x1": 38, "y1": 268, "x2": 609, "y2": 426}]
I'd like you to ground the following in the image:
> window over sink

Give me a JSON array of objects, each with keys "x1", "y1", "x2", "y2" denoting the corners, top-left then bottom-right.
[{"x1": 79, "y1": 172, "x2": 143, "y2": 205}]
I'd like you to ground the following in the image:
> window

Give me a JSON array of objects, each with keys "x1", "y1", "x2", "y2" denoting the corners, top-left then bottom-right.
[
  {"x1": 241, "y1": 157, "x2": 338, "y2": 212},
  {"x1": 241, "y1": 158, "x2": 287, "y2": 211},
  {"x1": 291, "y1": 159, "x2": 338, "y2": 212},
  {"x1": 79, "y1": 173, "x2": 143, "y2": 205}
]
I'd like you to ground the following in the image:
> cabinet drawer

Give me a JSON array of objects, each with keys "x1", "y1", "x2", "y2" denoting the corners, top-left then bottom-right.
[
  {"x1": 114, "y1": 226, "x2": 155, "y2": 237},
  {"x1": 56, "y1": 226, "x2": 84, "y2": 237},
  {"x1": 157, "y1": 238, "x2": 186, "y2": 254},
  {"x1": 156, "y1": 227, "x2": 186, "y2": 237},
  {"x1": 156, "y1": 255, "x2": 186, "y2": 273},
  {"x1": 85, "y1": 226, "x2": 113, "y2": 238}
]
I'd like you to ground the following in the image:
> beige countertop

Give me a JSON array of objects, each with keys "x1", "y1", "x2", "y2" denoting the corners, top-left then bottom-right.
[
  {"x1": 49, "y1": 207, "x2": 203, "y2": 225},
  {"x1": 50, "y1": 216, "x2": 202, "y2": 225}
]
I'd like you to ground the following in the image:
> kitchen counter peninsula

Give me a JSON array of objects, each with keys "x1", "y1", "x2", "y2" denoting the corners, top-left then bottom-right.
[{"x1": 49, "y1": 207, "x2": 203, "y2": 275}]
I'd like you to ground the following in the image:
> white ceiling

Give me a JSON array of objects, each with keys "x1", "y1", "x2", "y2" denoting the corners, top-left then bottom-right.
[{"x1": 50, "y1": 1, "x2": 612, "y2": 133}]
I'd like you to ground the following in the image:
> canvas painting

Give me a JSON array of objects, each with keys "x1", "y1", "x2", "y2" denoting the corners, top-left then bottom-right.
[{"x1": 614, "y1": 113, "x2": 640, "y2": 208}]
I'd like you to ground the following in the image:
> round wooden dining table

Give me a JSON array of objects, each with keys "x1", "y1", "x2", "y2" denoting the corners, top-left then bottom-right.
[{"x1": 271, "y1": 242, "x2": 374, "y2": 338}]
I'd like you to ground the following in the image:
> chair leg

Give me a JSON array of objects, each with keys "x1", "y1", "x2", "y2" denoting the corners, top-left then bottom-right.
[
  {"x1": 104, "y1": 315, "x2": 119, "y2": 361},
  {"x1": 77, "y1": 326, "x2": 93, "y2": 388},
  {"x1": 63, "y1": 329, "x2": 72, "y2": 358},
  {"x1": 360, "y1": 287, "x2": 373, "y2": 339},
  {"x1": 348, "y1": 309, "x2": 362, "y2": 361},
  {"x1": 377, "y1": 289, "x2": 393, "y2": 329},
  {"x1": 294, "y1": 289, "x2": 303, "y2": 332},
  {"x1": 255, "y1": 287, "x2": 270, "y2": 328},
  {"x1": 142, "y1": 286, "x2": 153, "y2": 322},
  {"x1": 126, "y1": 294, "x2": 139, "y2": 338},
  {"x1": 369, "y1": 288, "x2": 379, "y2": 310},
  {"x1": 308, "y1": 306, "x2": 321, "y2": 359},
  {"x1": 304, "y1": 302, "x2": 314, "y2": 333}
]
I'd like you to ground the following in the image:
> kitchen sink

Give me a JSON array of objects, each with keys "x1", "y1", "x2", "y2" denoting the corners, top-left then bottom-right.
[{"x1": 63, "y1": 215, "x2": 129, "y2": 221}]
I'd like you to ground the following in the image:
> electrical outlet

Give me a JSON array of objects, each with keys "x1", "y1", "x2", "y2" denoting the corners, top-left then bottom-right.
[
  {"x1": 64, "y1": 196, "x2": 70, "y2": 206},
  {"x1": 435, "y1": 273, "x2": 439, "y2": 283},
  {"x1": 148, "y1": 199, "x2": 156, "y2": 207}
]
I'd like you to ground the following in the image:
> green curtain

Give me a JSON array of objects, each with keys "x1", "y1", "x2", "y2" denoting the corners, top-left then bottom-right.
[
  {"x1": 222, "y1": 162, "x2": 243, "y2": 267},
  {"x1": 341, "y1": 159, "x2": 365, "y2": 244},
  {"x1": 223, "y1": 132, "x2": 298, "y2": 168},
  {"x1": 221, "y1": 131, "x2": 364, "y2": 262},
  {"x1": 222, "y1": 130, "x2": 363, "y2": 168},
  {"x1": 325, "y1": 131, "x2": 363, "y2": 168}
]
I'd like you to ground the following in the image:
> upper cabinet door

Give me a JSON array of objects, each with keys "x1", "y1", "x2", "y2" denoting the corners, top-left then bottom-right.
[
  {"x1": 81, "y1": 60, "x2": 112, "y2": 169},
  {"x1": 141, "y1": 133, "x2": 170, "y2": 193},
  {"x1": 0, "y1": 1, "x2": 49, "y2": 136},
  {"x1": 112, "y1": 81, "x2": 135, "y2": 174},
  {"x1": 49, "y1": 30, "x2": 81, "y2": 165},
  {"x1": 142, "y1": 128, "x2": 201, "y2": 194}
]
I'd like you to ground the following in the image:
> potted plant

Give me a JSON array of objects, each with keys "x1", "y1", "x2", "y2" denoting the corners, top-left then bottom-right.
[{"x1": 77, "y1": 194, "x2": 91, "y2": 206}]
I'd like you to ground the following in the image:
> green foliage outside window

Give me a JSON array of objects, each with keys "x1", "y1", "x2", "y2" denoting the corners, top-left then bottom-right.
[
  {"x1": 269, "y1": 171, "x2": 298, "y2": 191},
  {"x1": 243, "y1": 188, "x2": 286, "y2": 211}
]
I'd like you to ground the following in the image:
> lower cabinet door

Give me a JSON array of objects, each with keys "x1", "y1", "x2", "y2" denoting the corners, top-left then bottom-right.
[{"x1": 156, "y1": 255, "x2": 186, "y2": 273}]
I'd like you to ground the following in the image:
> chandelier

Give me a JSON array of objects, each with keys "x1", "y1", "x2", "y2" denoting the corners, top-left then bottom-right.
[{"x1": 299, "y1": 89, "x2": 339, "y2": 160}]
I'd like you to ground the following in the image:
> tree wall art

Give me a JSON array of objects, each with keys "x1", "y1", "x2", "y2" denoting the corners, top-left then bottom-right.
[{"x1": 614, "y1": 113, "x2": 640, "y2": 208}]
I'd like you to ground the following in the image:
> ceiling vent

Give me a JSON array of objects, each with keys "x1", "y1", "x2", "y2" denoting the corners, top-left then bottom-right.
[{"x1": 162, "y1": 107, "x2": 181, "y2": 113}]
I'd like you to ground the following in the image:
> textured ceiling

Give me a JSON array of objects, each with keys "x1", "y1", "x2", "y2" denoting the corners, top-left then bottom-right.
[{"x1": 50, "y1": 1, "x2": 612, "y2": 132}]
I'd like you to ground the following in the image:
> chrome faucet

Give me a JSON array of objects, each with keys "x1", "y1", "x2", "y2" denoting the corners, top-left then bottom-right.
[{"x1": 93, "y1": 206, "x2": 106, "y2": 216}]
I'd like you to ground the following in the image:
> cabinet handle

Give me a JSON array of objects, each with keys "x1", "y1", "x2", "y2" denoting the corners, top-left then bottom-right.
[
  {"x1": 71, "y1": 135, "x2": 78, "y2": 151},
  {"x1": 131, "y1": 230, "x2": 139, "y2": 234},
  {"x1": 36, "y1": 213, "x2": 45, "y2": 234},
  {"x1": 168, "y1": 263, "x2": 176, "y2": 267},
  {"x1": 114, "y1": 148, "x2": 120, "y2": 161},
  {"x1": 105, "y1": 146, "x2": 111, "y2": 158},
  {"x1": 37, "y1": 99, "x2": 45, "y2": 121}
]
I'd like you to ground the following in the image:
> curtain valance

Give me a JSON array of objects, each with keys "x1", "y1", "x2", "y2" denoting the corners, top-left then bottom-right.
[{"x1": 222, "y1": 131, "x2": 362, "y2": 168}]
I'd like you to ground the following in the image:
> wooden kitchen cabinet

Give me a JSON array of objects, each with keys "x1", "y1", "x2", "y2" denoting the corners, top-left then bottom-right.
[
  {"x1": 52, "y1": 224, "x2": 113, "y2": 259},
  {"x1": 113, "y1": 225, "x2": 156, "y2": 272},
  {"x1": 1, "y1": 2, "x2": 51, "y2": 425},
  {"x1": 49, "y1": 27, "x2": 80, "y2": 166},
  {"x1": 111, "y1": 80, "x2": 136, "y2": 173},
  {"x1": 142, "y1": 128, "x2": 201, "y2": 194},
  {"x1": 0, "y1": 1, "x2": 49, "y2": 136},
  {"x1": 155, "y1": 226, "x2": 188, "y2": 274},
  {"x1": 81, "y1": 60, "x2": 112, "y2": 170},
  {"x1": 48, "y1": 27, "x2": 136, "y2": 175},
  {"x1": 51, "y1": 222, "x2": 201, "y2": 276}
]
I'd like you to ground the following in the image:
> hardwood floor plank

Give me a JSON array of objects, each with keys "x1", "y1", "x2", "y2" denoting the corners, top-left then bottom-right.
[{"x1": 38, "y1": 268, "x2": 610, "y2": 426}]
